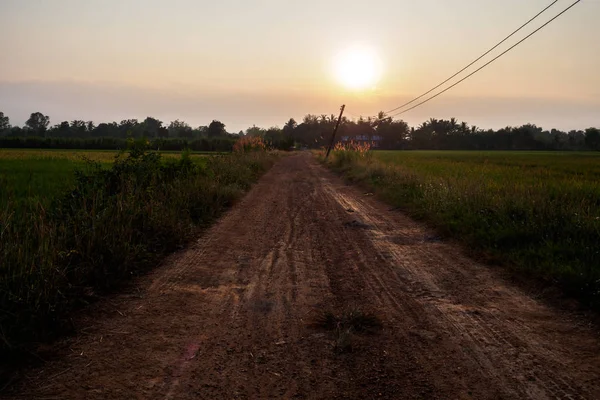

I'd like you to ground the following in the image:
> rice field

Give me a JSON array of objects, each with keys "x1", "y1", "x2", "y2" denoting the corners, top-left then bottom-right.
[
  {"x1": 327, "y1": 150, "x2": 600, "y2": 306},
  {"x1": 0, "y1": 149, "x2": 211, "y2": 210},
  {"x1": 374, "y1": 151, "x2": 600, "y2": 188},
  {"x1": 0, "y1": 148, "x2": 219, "y2": 160}
]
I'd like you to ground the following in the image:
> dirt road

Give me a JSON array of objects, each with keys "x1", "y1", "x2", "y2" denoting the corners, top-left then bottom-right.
[{"x1": 8, "y1": 153, "x2": 600, "y2": 399}]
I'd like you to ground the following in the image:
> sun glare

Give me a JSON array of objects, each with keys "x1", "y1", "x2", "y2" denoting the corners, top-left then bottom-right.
[{"x1": 333, "y1": 45, "x2": 382, "y2": 90}]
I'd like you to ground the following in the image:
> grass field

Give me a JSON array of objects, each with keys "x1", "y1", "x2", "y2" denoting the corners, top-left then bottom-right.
[
  {"x1": 0, "y1": 148, "x2": 220, "y2": 160},
  {"x1": 0, "y1": 146, "x2": 274, "y2": 356},
  {"x1": 0, "y1": 149, "x2": 213, "y2": 210},
  {"x1": 326, "y1": 149, "x2": 600, "y2": 307}
]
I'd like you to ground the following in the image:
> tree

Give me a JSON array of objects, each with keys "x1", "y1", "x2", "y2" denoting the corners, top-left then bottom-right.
[
  {"x1": 568, "y1": 130, "x2": 585, "y2": 148},
  {"x1": 157, "y1": 126, "x2": 169, "y2": 138},
  {"x1": 119, "y1": 119, "x2": 139, "y2": 137},
  {"x1": 141, "y1": 117, "x2": 163, "y2": 138},
  {"x1": 0, "y1": 112, "x2": 10, "y2": 131},
  {"x1": 283, "y1": 118, "x2": 297, "y2": 134},
  {"x1": 585, "y1": 128, "x2": 600, "y2": 151},
  {"x1": 52, "y1": 121, "x2": 71, "y2": 137},
  {"x1": 168, "y1": 120, "x2": 192, "y2": 138},
  {"x1": 195, "y1": 126, "x2": 208, "y2": 137},
  {"x1": 376, "y1": 119, "x2": 409, "y2": 149},
  {"x1": 281, "y1": 118, "x2": 297, "y2": 147},
  {"x1": 246, "y1": 125, "x2": 265, "y2": 137},
  {"x1": 26, "y1": 112, "x2": 50, "y2": 134},
  {"x1": 208, "y1": 120, "x2": 226, "y2": 137},
  {"x1": 92, "y1": 122, "x2": 119, "y2": 137},
  {"x1": 71, "y1": 120, "x2": 88, "y2": 137}
]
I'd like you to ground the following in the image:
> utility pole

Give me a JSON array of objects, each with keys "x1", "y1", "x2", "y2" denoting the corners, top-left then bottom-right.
[{"x1": 325, "y1": 104, "x2": 346, "y2": 160}]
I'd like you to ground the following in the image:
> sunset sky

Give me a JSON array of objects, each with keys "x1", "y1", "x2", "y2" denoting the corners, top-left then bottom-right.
[{"x1": 0, "y1": 0, "x2": 598, "y2": 132}]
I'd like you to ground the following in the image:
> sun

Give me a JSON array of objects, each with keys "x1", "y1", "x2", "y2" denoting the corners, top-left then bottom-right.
[{"x1": 333, "y1": 44, "x2": 382, "y2": 90}]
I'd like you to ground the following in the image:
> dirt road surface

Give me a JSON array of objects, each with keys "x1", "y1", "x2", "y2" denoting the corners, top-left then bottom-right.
[{"x1": 7, "y1": 153, "x2": 600, "y2": 399}]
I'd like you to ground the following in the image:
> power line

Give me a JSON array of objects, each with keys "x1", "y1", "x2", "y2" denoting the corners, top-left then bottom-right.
[
  {"x1": 384, "y1": 0, "x2": 560, "y2": 116},
  {"x1": 387, "y1": 0, "x2": 581, "y2": 119}
]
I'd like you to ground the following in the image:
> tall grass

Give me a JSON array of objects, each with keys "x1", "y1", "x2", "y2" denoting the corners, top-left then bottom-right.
[
  {"x1": 233, "y1": 135, "x2": 267, "y2": 153},
  {"x1": 0, "y1": 145, "x2": 276, "y2": 356},
  {"x1": 325, "y1": 149, "x2": 600, "y2": 307}
]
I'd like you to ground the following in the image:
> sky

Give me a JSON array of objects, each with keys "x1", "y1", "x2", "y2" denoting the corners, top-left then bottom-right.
[{"x1": 0, "y1": 0, "x2": 598, "y2": 132}]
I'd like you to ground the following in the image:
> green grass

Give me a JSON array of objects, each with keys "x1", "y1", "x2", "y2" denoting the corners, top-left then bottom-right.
[
  {"x1": 0, "y1": 148, "x2": 226, "y2": 157},
  {"x1": 0, "y1": 146, "x2": 276, "y2": 360},
  {"x1": 0, "y1": 158, "x2": 84, "y2": 210},
  {"x1": 325, "y1": 149, "x2": 600, "y2": 307},
  {"x1": 0, "y1": 149, "x2": 213, "y2": 211}
]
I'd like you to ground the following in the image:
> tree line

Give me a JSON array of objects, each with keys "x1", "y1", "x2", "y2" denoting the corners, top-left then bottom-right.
[
  {"x1": 0, "y1": 112, "x2": 239, "y2": 151},
  {"x1": 0, "y1": 112, "x2": 229, "y2": 139},
  {"x1": 281, "y1": 113, "x2": 600, "y2": 151},
  {"x1": 1, "y1": 111, "x2": 598, "y2": 151}
]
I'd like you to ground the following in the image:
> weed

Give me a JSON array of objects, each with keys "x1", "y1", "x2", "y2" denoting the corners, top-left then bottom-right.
[
  {"x1": 334, "y1": 328, "x2": 354, "y2": 354},
  {"x1": 312, "y1": 308, "x2": 382, "y2": 353}
]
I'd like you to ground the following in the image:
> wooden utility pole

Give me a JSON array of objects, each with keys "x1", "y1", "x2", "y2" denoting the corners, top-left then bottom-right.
[{"x1": 325, "y1": 104, "x2": 346, "y2": 160}]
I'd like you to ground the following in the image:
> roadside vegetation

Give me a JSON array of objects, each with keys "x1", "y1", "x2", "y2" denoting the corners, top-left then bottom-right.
[
  {"x1": 325, "y1": 145, "x2": 600, "y2": 308},
  {"x1": 0, "y1": 138, "x2": 276, "y2": 358}
]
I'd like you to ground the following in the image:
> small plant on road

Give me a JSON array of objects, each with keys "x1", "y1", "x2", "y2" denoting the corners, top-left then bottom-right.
[{"x1": 312, "y1": 308, "x2": 382, "y2": 353}]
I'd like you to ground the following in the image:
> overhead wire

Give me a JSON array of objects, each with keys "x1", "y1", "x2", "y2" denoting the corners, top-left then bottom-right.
[
  {"x1": 382, "y1": 0, "x2": 560, "y2": 116},
  {"x1": 386, "y1": 0, "x2": 582, "y2": 119}
]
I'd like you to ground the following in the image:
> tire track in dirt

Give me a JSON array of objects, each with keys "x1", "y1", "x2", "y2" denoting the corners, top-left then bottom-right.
[
  {"x1": 6, "y1": 153, "x2": 600, "y2": 400},
  {"x1": 320, "y1": 160, "x2": 600, "y2": 399}
]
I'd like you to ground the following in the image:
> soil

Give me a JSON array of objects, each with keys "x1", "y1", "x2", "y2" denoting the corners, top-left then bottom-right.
[{"x1": 5, "y1": 153, "x2": 600, "y2": 399}]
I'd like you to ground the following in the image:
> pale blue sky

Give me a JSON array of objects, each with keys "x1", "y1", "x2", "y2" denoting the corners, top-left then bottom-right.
[{"x1": 0, "y1": 0, "x2": 598, "y2": 131}]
